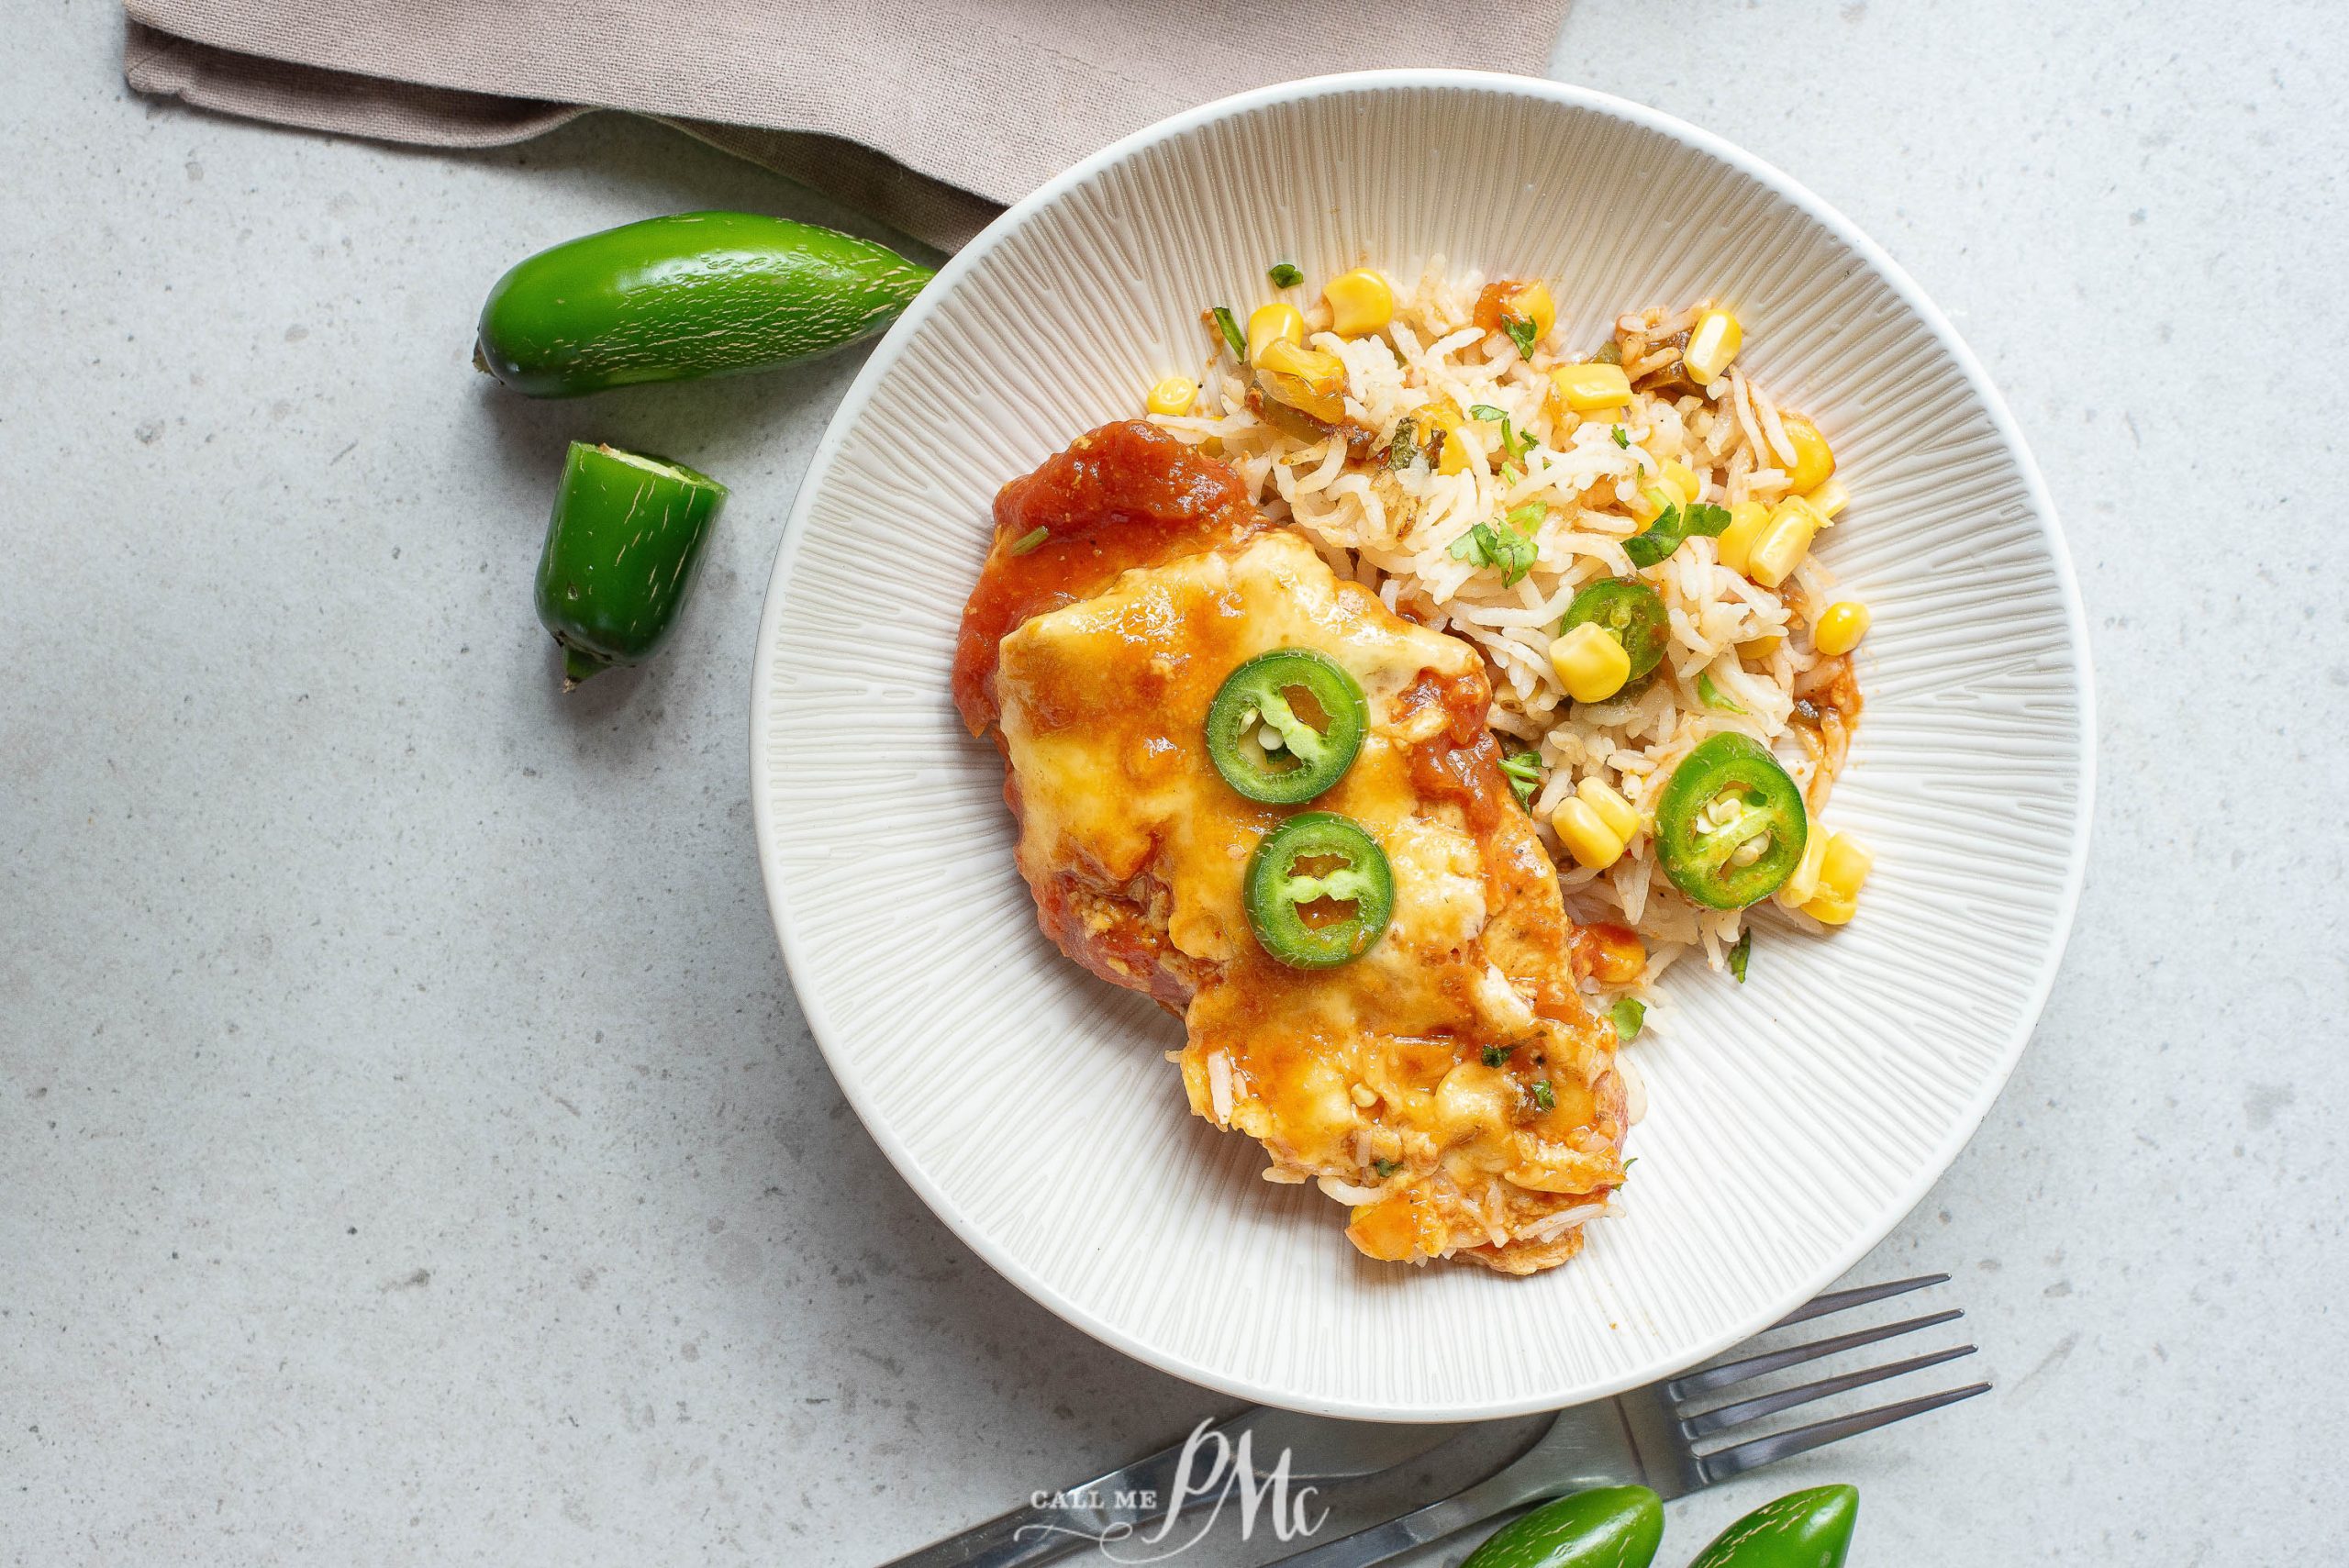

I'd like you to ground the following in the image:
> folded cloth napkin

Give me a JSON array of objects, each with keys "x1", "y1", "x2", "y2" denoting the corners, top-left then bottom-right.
[{"x1": 125, "y1": 2, "x2": 1568, "y2": 250}]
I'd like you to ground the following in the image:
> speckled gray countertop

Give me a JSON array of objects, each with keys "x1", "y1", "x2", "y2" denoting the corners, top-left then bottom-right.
[{"x1": 4, "y1": 2, "x2": 2343, "y2": 1562}]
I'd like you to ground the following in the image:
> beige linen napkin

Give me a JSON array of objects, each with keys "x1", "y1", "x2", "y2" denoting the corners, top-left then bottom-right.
[{"x1": 125, "y1": 3, "x2": 1568, "y2": 250}]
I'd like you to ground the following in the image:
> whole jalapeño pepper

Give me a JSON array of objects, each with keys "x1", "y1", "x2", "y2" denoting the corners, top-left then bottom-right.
[
  {"x1": 475, "y1": 211, "x2": 932, "y2": 398},
  {"x1": 533, "y1": 442, "x2": 729, "y2": 688},
  {"x1": 1686, "y1": 1485, "x2": 1860, "y2": 1568},
  {"x1": 1460, "y1": 1485, "x2": 1664, "y2": 1568}
]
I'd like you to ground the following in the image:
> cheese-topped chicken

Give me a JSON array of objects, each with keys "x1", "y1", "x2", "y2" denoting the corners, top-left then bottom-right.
[{"x1": 954, "y1": 422, "x2": 1630, "y2": 1272}]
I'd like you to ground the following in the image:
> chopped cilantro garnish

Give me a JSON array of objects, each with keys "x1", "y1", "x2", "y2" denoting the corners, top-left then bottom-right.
[
  {"x1": 1531, "y1": 1079, "x2": 1557, "y2": 1112},
  {"x1": 1210, "y1": 306, "x2": 1246, "y2": 361},
  {"x1": 1610, "y1": 426, "x2": 1631, "y2": 450},
  {"x1": 1469, "y1": 404, "x2": 1538, "y2": 462},
  {"x1": 1609, "y1": 995, "x2": 1646, "y2": 1042},
  {"x1": 1386, "y1": 417, "x2": 1419, "y2": 471},
  {"x1": 1446, "y1": 516, "x2": 1539, "y2": 587},
  {"x1": 1008, "y1": 526, "x2": 1051, "y2": 556},
  {"x1": 1497, "y1": 751, "x2": 1542, "y2": 807},
  {"x1": 1622, "y1": 499, "x2": 1732, "y2": 569},
  {"x1": 1267, "y1": 262, "x2": 1303, "y2": 288},
  {"x1": 1697, "y1": 670, "x2": 1746, "y2": 713},
  {"x1": 1505, "y1": 316, "x2": 1540, "y2": 360},
  {"x1": 1373, "y1": 1157, "x2": 1400, "y2": 1178},
  {"x1": 1729, "y1": 929, "x2": 1753, "y2": 984},
  {"x1": 1481, "y1": 1044, "x2": 1512, "y2": 1068}
]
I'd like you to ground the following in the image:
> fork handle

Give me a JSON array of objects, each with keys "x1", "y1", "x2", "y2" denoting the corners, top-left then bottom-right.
[
  {"x1": 1267, "y1": 1414, "x2": 1622, "y2": 1568},
  {"x1": 879, "y1": 1500, "x2": 1085, "y2": 1568}
]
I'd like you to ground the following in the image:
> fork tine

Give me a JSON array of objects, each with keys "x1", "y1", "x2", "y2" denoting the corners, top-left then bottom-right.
[
  {"x1": 1669, "y1": 1308, "x2": 1963, "y2": 1398},
  {"x1": 1768, "y1": 1273, "x2": 1949, "y2": 1330},
  {"x1": 1698, "y1": 1382, "x2": 1991, "y2": 1484},
  {"x1": 1679, "y1": 1343, "x2": 1978, "y2": 1438}
]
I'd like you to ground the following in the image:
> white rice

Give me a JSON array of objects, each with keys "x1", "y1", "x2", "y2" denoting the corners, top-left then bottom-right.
[{"x1": 1152, "y1": 261, "x2": 1862, "y2": 992}]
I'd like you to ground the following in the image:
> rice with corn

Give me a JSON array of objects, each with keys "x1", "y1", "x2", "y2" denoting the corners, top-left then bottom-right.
[{"x1": 1147, "y1": 261, "x2": 1873, "y2": 1004}]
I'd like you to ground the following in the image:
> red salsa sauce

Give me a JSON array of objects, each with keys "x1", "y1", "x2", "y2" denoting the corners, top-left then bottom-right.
[
  {"x1": 1397, "y1": 667, "x2": 1510, "y2": 837},
  {"x1": 952, "y1": 421, "x2": 1264, "y2": 732}
]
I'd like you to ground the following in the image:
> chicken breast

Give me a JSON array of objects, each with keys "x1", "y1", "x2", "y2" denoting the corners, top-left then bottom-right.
[{"x1": 954, "y1": 422, "x2": 1628, "y2": 1272}]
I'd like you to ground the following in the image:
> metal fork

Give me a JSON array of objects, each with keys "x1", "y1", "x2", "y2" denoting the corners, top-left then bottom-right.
[
  {"x1": 882, "y1": 1274, "x2": 1983, "y2": 1568},
  {"x1": 1267, "y1": 1273, "x2": 1987, "y2": 1567}
]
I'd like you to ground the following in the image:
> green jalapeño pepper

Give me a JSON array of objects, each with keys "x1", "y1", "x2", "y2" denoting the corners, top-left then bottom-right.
[
  {"x1": 534, "y1": 441, "x2": 729, "y2": 688},
  {"x1": 1687, "y1": 1485, "x2": 1859, "y2": 1568},
  {"x1": 1653, "y1": 732, "x2": 1808, "y2": 908},
  {"x1": 1206, "y1": 649, "x2": 1369, "y2": 804},
  {"x1": 1560, "y1": 578, "x2": 1671, "y2": 683},
  {"x1": 1243, "y1": 812, "x2": 1394, "y2": 968},
  {"x1": 1461, "y1": 1485, "x2": 1664, "y2": 1568},
  {"x1": 476, "y1": 212, "x2": 932, "y2": 398}
]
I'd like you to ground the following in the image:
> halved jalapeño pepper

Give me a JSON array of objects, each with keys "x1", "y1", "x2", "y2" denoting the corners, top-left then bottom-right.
[
  {"x1": 1206, "y1": 649, "x2": 1368, "y2": 804},
  {"x1": 1560, "y1": 578, "x2": 1670, "y2": 682},
  {"x1": 1653, "y1": 732, "x2": 1809, "y2": 908},
  {"x1": 534, "y1": 441, "x2": 728, "y2": 688},
  {"x1": 1244, "y1": 812, "x2": 1395, "y2": 968}
]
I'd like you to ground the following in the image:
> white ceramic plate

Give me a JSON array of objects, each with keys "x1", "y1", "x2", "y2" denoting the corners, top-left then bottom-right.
[{"x1": 751, "y1": 72, "x2": 2092, "y2": 1419}]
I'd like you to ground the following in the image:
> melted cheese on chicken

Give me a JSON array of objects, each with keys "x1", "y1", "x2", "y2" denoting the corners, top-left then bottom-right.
[{"x1": 988, "y1": 506, "x2": 1628, "y2": 1272}]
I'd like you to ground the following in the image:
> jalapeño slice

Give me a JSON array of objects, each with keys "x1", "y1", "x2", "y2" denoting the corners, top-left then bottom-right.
[
  {"x1": 1205, "y1": 649, "x2": 1368, "y2": 804},
  {"x1": 1653, "y1": 732, "x2": 1809, "y2": 909},
  {"x1": 1560, "y1": 578, "x2": 1670, "y2": 683},
  {"x1": 1243, "y1": 812, "x2": 1396, "y2": 969}
]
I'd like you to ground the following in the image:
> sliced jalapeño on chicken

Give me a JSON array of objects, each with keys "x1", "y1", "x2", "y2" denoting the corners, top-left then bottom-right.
[
  {"x1": 1205, "y1": 648, "x2": 1368, "y2": 804},
  {"x1": 1243, "y1": 812, "x2": 1396, "y2": 968}
]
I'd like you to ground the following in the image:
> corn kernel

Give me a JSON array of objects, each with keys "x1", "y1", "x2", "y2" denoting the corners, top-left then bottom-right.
[
  {"x1": 1146, "y1": 375, "x2": 1197, "y2": 417},
  {"x1": 1738, "y1": 632, "x2": 1785, "y2": 662},
  {"x1": 1747, "y1": 495, "x2": 1824, "y2": 588},
  {"x1": 1508, "y1": 282, "x2": 1557, "y2": 345},
  {"x1": 1255, "y1": 339, "x2": 1350, "y2": 424},
  {"x1": 1417, "y1": 403, "x2": 1475, "y2": 476},
  {"x1": 1804, "y1": 890, "x2": 1857, "y2": 924},
  {"x1": 1799, "y1": 831, "x2": 1871, "y2": 924},
  {"x1": 1777, "y1": 414, "x2": 1835, "y2": 494},
  {"x1": 1819, "y1": 832, "x2": 1873, "y2": 896},
  {"x1": 1806, "y1": 475, "x2": 1850, "y2": 519},
  {"x1": 1716, "y1": 501, "x2": 1771, "y2": 574},
  {"x1": 1576, "y1": 777, "x2": 1641, "y2": 841},
  {"x1": 1626, "y1": 463, "x2": 1696, "y2": 522},
  {"x1": 1256, "y1": 339, "x2": 1345, "y2": 391},
  {"x1": 1551, "y1": 361, "x2": 1633, "y2": 412},
  {"x1": 1777, "y1": 827, "x2": 1829, "y2": 908},
  {"x1": 1549, "y1": 621, "x2": 1632, "y2": 703},
  {"x1": 1553, "y1": 797, "x2": 1628, "y2": 870},
  {"x1": 1684, "y1": 307, "x2": 1742, "y2": 385},
  {"x1": 1323, "y1": 268, "x2": 1395, "y2": 337},
  {"x1": 1812, "y1": 600, "x2": 1871, "y2": 657},
  {"x1": 1582, "y1": 925, "x2": 1647, "y2": 984},
  {"x1": 1246, "y1": 302, "x2": 1305, "y2": 365}
]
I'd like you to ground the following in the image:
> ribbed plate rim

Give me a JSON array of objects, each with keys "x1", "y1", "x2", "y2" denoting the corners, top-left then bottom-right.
[{"x1": 749, "y1": 69, "x2": 2096, "y2": 1420}]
